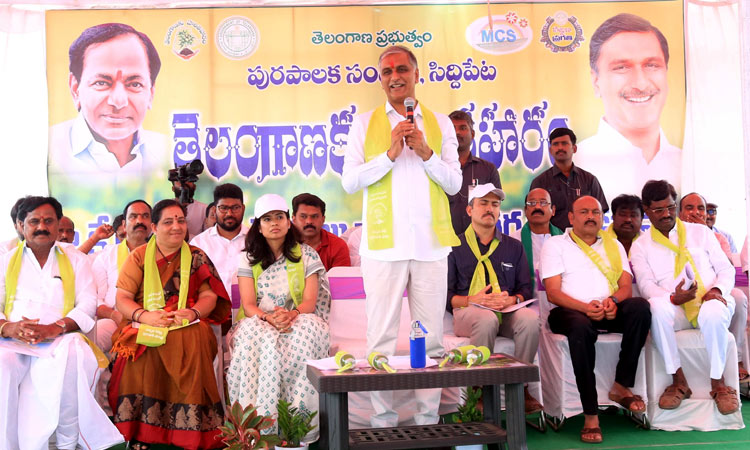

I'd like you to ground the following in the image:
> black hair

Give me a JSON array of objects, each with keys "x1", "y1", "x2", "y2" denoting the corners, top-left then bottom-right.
[
  {"x1": 448, "y1": 110, "x2": 475, "y2": 129},
  {"x1": 641, "y1": 180, "x2": 677, "y2": 208},
  {"x1": 243, "y1": 212, "x2": 302, "y2": 270},
  {"x1": 679, "y1": 192, "x2": 707, "y2": 211},
  {"x1": 611, "y1": 194, "x2": 644, "y2": 216},
  {"x1": 69, "y1": 23, "x2": 161, "y2": 86},
  {"x1": 292, "y1": 193, "x2": 326, "y2": 216},
  {"x1": 17, "y1": 196, "x2": 63, "y2": 222},
  {"x1": 213, "y1": 183, "x2": 244, "y2": 204},
  {"x1": 10, "y1": 196, "x2": 29, "y2": 225},
  {"x1": 122, "y1": 199, "x2": 152, "y2": 219},
  {"x1": 112, "y1": 214, "x2": 124, "y2": 231},
  {"x1": 549, "y1": 127, "x2": 577, "y2": 145},
  {"x1": 590, "y1": 13, "x2": 669, "y2": 74},
  {"x1": 205, "y1": 202, "x2": 216, "y2": 218},
  {"x1": 151, "y1": 199, "x2": 186, "y2": 224}
]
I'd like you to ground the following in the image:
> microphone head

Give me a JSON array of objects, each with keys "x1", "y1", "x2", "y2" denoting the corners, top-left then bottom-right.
[{"x1": 404, "y1": 97, "x2": 416, "y2": 109}]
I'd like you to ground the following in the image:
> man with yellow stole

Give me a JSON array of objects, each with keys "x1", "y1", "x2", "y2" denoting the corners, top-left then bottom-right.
[
  {"x1": 541, "y1": 196, "x2": 651, "y2": 443},
  {"x1": 631, "y1": 180, "x2": 739, "y2": 415},
  {"x1": 342, "y1": 45, "x2": 461, "y2": 427},
  {"x1": 0, "y1": 196, "x2": 122, "y2": 449}
]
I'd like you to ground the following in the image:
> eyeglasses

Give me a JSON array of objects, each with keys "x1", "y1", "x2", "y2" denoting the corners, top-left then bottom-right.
[
  {"x1": 707, "y1": 208, "x2": 717, "y2": 215},
  {"x1": 649, "y1": 204, "x2": 677, "y2": 215},
  {"x1": 217, "y1": 204, "x2": 243, "y2": 213},
  {"x1": 525, "y1": 201, "x2": 550, "y2": 207}
]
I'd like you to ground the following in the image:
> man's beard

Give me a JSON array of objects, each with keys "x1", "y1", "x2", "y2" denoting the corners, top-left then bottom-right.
[{"x1": 218, "y1": 219, "x2": 241, "y2": 232}]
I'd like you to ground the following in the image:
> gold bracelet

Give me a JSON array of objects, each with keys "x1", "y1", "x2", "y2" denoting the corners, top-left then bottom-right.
[{"x1": 0, "y1": 321, "x2": 9, "y2": 338}]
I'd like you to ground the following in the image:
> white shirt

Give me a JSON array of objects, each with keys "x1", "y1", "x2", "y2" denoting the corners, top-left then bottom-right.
[
  {"x1": 340, "y1": 225, "x2": 363, "y2": 267},
  {"x1": 575, "y1": 118, "x2": 681, "y2": 201},
  {"x1": 0, "y1": 242, "x2": 97, "y2": 332},
  {"x1": 630, "y1": 221, "x2": 735, "y2": 299},
  {"x1": 741, "y1": 237, "x2": 748, "y2": 273},
  {"x1": 342, "y1": 101, "x2": 461, "y2": 261},
  {"x1": 91, "y1": 241, "x2": 137, "y2": 309},
  {"x1": 48, "y1": 113, "x2": 167, "y2": 183},
  {"x1": 0, "y1": 237, "x2": 19, "y2": 256},
  {"x1": 510, "y1": 228, "x2": 552, "y2": 276},
  {"x1": 540, "y1": 230, "x2": 631, "y2": 307},
  {"x1": 190, "y1": 224, "x2": 249, "y2": 296}
]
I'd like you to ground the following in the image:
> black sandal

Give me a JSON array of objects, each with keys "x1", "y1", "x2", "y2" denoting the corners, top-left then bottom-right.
[{"x1": 128, "y1": 440, "x2": 151, "y2": 450}]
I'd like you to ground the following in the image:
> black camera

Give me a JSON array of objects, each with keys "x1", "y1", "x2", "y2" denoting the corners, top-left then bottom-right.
[{"x1": 168, "y1": 160, "x2": 204, "y2": 205}]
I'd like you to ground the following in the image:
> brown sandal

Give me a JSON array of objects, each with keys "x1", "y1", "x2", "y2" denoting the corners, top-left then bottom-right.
[
  {"x1": 710, "y1": 385, "x2": 740, "y2": 415},
  {"x1": 608, "y1": 393, "x2": 646, "y2": 413},
  {"x1": 658, "y1": 384, "x2": 691, "y2": 409},
  {"x1": 739, "y1": 365, "x2": 750, "y2": 384},
  {"x1": 580, "y1": 426, "x2": 603, "y2": 443}
]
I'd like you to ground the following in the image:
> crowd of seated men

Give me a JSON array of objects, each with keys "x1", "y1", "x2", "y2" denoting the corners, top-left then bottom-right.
[{"x1": 2, "y1": 138, "x2": 747, "y2": 448}]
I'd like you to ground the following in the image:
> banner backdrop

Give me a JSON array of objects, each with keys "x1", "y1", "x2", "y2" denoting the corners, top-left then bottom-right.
[{"x1": 46, "y1": 1, "x2": 685, "y2": 250}]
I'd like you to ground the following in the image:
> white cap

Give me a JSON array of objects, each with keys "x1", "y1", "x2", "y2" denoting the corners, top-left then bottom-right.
[
  {"x1": 468, "y1": 183, "x2": 505, "y2": 203},
  {"x1": 254, "y1": 194, "x2": 288, "y2": 218}
]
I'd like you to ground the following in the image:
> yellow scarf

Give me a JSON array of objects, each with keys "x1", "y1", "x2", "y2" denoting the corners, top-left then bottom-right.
[
  {"x1": 570, "y1": 230, "x2": 623, "y2": 295},
  {"x1": 363, "y1": 103, "x2": 459, "y2": 250},
  {"x1": 142, "y1": 237, "x2": 191, "y2": 312},
  {"x1": 650, "y1": 219, "x2": 705, "y2": 326},
  {"x1": 464, "y1": 224, "x2": 502, "y2": 323},
  {"x1": 4, "y1": 241, "x2": 108, "y2": 367},
  {"x1": 237, "y1": 243, "x2": 305, "y2": 320},
  {"x1": 116, "y1": 239, "x2": 130, "y2": 271}
]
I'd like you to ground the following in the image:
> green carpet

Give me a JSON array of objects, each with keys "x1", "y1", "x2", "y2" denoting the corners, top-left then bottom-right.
[{"x1": 106, "y1": 397, "x2": 750, "y2": 449}]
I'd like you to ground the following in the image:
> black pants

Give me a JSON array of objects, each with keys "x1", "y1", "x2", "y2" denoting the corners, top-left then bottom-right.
[{"x1": 548, "y1": 297, "x2": 651, "y2": 415}]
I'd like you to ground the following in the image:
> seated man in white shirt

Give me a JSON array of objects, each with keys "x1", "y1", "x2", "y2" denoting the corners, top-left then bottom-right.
[
  {"x1": 510, "y1": 187, "x2": 562, "y2": 294},
  {"x1": 0, "y1": 196, "x2": 122, "y2": 449},
  {"x1": 91, "y1": 199, "x2": 152, "y2": 352},
  {"x1": 678, "y1": 192, "x2": 749, "y2": 383},
  {"x1": 190, "y1": 183, "x2": 249, "y2": 299},
  {"x1": 0, "y1": 196, "x2": 28, "y2": 256},
  {"x1": 630, "y1": 180, "x2": 739, "y2": 415},
  {"x1": 541, "y1": 196, "x2": 651, "y2": 443}
]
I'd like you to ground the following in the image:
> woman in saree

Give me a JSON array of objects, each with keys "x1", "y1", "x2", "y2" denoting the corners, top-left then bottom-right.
[
  {"x1": 226, "y1": 193, "x2": 330, "y2": 443},
  {"x1": 109, "y1": 199, "x2": 231, "y2": 450}
]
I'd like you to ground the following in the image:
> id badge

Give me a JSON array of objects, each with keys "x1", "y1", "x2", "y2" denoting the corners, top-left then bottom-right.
[{"x1": 136, "y1": 324, "x2": 169, "y2": 347}]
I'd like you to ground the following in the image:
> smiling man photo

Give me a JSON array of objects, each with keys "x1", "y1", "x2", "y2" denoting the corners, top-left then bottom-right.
[
  {"x1": 49, "y1": 23, "x2": 166, "y2": 180},
  {"x1": 575, "y1": 13, "x2": 680, "y2": 200}
]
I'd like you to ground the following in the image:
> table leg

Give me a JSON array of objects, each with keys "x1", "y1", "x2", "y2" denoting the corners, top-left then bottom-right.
[
  {"x1": 482, "y1": 384, "x2": 502, "y2": 450},
  {"x1": 320, "y1": 392, "x2": 348, "y2": 450},
  {"x1": 505, "y1": 382, "x2": 528, "y2": 450}
]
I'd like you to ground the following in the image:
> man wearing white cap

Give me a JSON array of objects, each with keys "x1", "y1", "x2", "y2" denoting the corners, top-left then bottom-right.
[
  {"x1": 447, "y1": 184, "x2": 542, "y2": 413},
  {"x1": 342, "y1": 45, "x2": 461, "y2": 427}
]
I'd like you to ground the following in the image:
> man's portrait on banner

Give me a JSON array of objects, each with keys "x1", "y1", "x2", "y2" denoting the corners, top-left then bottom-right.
[
  {"x1": 48, "y1": 23, "x2": 167, "y2": 182},
  {"x1": 575, "y1": 13, "x2": 681, "y2": 200}
]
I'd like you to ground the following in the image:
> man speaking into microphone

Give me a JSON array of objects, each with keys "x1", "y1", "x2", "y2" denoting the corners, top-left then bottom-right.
[{"x1": 342, "y1": 45, "x2": 461, "y2": 427}]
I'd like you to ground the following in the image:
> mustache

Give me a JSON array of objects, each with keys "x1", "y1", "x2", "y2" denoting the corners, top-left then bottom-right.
[
  {"x1": 585, "y1": 220, "x2": 597, "y2": 226},
  {"x1": 133, "y1": 224, "x2": 147, "y2": 231},
  {"x1": 531, "y1": 209, "x2": 544, "y2": 216},
  {"x1": 33, "y1": 230, "x2": 50, "y2": 236},
  {"x1": 620, "y1": 87, "x2": 659, "y2": 98},
  {"x1": 304, "y1": 225, "x2": 317, "y2": 230},
  {"x1": 483, "y1": 213, "x2": 495, "y2": 220}
]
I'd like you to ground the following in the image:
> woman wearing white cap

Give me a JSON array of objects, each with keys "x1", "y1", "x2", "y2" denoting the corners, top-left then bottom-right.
[{"x1": 226, "y1": 193, "x2": 330, "y2": 442}]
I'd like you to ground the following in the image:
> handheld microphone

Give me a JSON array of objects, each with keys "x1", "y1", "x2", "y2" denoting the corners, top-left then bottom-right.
[{"x1": 404, "y1": 97, "x2": 416, "y2": 124}]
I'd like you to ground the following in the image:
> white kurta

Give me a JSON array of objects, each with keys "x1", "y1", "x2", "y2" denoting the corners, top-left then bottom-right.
[
  {"x1": 0, "y1": 243, "x2": 123, "y2": 450},
  {"x1": 630, "y1": 222, "x2": 736, "y2": 378}
]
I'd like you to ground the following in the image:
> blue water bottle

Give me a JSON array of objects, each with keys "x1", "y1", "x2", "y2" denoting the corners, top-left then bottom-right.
[{"x1": 410, "y1": 320, "x2": 428, "y2": 368}]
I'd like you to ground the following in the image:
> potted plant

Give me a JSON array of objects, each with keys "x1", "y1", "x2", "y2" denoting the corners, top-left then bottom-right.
[
  {"x1": 275, "y1": 399, "x2": 318, "y2": 449},
  {"x1": 217, "y1": 400, "x2": 280, "y2": 450},
  {"x1": 452, "y1": 386, "x2": 484, "y2": 450}
]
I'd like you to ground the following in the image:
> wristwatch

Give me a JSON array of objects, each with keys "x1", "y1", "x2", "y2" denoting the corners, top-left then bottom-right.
[
  {"x1": 514, "y1": 295, "x2": 521, "y2": 304},
  {"x1": 54, "y1": 319, "x2": 67, "y2": 334},
  {"x1": 608, "y1": 295, "x2": 619, "y2": 304}
]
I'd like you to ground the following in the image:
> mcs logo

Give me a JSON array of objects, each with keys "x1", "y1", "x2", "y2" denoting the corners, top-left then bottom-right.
[{"x1": 466, "y1": 12, "x2": 531, "y2": 55}]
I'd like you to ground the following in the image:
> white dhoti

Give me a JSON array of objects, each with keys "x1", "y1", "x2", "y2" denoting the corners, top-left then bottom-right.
[
  {"x1": 94, "y1": 318, "x2": 118, "y2": 353},
  {"x1": 649, "y1": 293, "x2": 735, "y2": 379},
  {"x1": 362, "y1": 256, "x2": 446, "y2": 428},
  {"x1": 728, "y1": 288, "x2": 748, "y2": 362},
  {"x1": 0, "y1": 333, "x2": 123, "y2": 450}
]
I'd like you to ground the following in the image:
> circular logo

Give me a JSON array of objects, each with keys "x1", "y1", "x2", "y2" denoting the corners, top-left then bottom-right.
[
  {"x1": 540, "y1": 11, "x2": 584, "y2": 53},
  {"x1": 216, "y1": 16, "x2": 260, "y2": 60}
]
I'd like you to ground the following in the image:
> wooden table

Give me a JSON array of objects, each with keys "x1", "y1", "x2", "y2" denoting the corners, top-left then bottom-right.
[{"x1": 307, "y1": 354, "x2": 539, "y2": 450}]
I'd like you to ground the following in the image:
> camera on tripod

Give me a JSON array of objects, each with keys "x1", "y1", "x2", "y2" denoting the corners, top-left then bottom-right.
[{"x1": 168, "y1": 160, "x2": 204, "y2": 205}]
